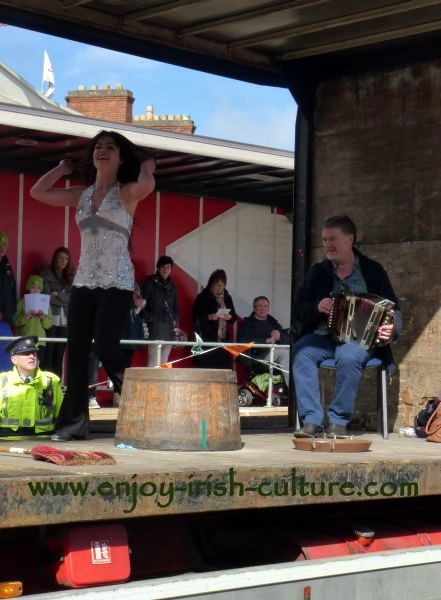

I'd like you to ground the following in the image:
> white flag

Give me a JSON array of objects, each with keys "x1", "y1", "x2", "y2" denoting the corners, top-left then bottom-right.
[{"x1": 42, "y1": 50, "x2": 55, "y2": 98}]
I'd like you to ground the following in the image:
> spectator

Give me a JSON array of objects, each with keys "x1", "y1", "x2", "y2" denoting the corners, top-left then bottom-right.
[
  {"x1": 13, "y1": 275, "x2": 53, "y2": 366},
  {"x1": 142, "y1": 256, "x2": 180, "y2": 367},
  {"x1": 237, "y1": 296, "x2": 290, "y2": 385},
  {"x1": 0, "y1": 231, "x2": 16, "y2": 326},
  {"x1": 39, "y1": 247, "x2": 74, "y2": 378},
  {"x1": 121, "y1": 282, "x2": 148, "y2": 368},
  {"x1": 192, "y1": 269, "x2": 236, "y2": 369}
]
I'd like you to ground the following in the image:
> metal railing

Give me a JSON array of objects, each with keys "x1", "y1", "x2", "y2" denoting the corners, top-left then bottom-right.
[{"x1": 0, "y1": 336, "x2": 290, "y2": 408}]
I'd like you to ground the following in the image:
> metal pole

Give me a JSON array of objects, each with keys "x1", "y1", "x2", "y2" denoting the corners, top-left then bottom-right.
[
  {"x1": 266, "y1": 344, "x2": 275, "y2": 407},
  {"x1": 156, "y1": 343, "x2": 162, "y2": 366}
]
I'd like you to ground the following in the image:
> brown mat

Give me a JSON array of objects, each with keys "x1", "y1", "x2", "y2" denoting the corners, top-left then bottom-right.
[{"x1": 293, "y1": 437, "x2": 372, "y2": 453}]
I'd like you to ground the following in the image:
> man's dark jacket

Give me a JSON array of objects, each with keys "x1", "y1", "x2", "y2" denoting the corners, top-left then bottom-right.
[
  {"x1": 237, "y1": 312, "x2": 289, "y2": 372},
  {"x1": 294, "y1": 247, "x2": 402, "y2": 372},
  {"x1": 238, "y1": 313, "x2": 289, "y2": 346},
  {"x1": 0, "y1": 256, "x2": 16, "y2": 325}
]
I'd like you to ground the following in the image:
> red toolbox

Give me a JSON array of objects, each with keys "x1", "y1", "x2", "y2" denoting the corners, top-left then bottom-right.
[{"x1": 49, "y1": 524, "x2": 130, "y2": 588}]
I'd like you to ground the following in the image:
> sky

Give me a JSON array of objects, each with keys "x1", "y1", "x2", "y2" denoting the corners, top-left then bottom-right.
[{"x1": 0, "y1": 24, "x2": 296, "y2": 150}]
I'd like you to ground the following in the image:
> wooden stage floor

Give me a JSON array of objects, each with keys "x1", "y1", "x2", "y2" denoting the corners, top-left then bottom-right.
[{"x1": 0, "y1": 407, "x2": 439, "y2": 529}]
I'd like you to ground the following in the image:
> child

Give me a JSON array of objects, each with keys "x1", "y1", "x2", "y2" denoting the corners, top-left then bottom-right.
[{"x1": 13, "y1": 275, "x2": 53, "y2": 366}]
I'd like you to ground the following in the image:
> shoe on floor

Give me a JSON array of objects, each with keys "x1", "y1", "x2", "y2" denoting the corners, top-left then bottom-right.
[
  {"x1": 50, "y1": 432, "x2": 86, "y2": 442},
  {"x1": 326, "y1": 423, "x2": 348, "y2": 438},
  {"x1": 294, "y1": 423, "x2": 321, "y2": 438},
  {"x1": 88, "y1": 397, "x2": 101, "y2": 409}
]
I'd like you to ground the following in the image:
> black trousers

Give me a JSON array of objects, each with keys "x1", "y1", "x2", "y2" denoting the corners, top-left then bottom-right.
[
  {"x1": 55, "y1": 286, "x2": 131, "y2": 437},
  {"x1": 192, "y1": 346, "x2": 231, "y2": 369},
  {"x1": 41, "y1": 325, "x2": 67, "y2": 378}
]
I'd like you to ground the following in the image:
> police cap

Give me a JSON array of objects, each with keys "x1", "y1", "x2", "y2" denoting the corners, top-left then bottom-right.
[{"x1": 5, "y1": 336, "x2": 38, "y2": 356}]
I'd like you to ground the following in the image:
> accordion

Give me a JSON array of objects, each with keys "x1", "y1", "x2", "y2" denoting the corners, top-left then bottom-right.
[{"x1": 327, "y1": 292, "x2": 395, "y2": 350}]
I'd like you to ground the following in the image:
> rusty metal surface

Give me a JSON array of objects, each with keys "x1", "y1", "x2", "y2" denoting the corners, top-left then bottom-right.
[{"x1": 0, "y1": 432, "x2": 439, "y2": 528}]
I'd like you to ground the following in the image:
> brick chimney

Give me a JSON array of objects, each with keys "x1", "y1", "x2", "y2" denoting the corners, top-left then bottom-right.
[
  {"x1": 133, "y1": 105, "x2": 196, "y2": 135},
  {"x1": 65, "y1": 84, "x2": 134, "y2": 123}
]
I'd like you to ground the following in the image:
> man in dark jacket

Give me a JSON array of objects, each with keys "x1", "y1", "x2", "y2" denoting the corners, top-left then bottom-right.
[
  {"x1": 237, "y1": 296, "x2": 289, "y2": 383},
  {"x1": 293, "y1": 216, "x2": 402, "y2": 439},
  {"x1": 0, "y1": 232, "x2": 16, "y2": 326}
]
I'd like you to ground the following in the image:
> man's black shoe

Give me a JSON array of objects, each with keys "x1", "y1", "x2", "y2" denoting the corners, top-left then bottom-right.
[
  {"x1": 51, "y1": 432, "x2": 73, "y2": 442},
  {"x1": 51, "y1": 432, "x2": 86, "y2": 442},
  {"x1": 294, "y1": 423, "x2": 321, "y2": 438},
  {"x1": 326, "y1": 423, "x2": 348, "y2": 438}
]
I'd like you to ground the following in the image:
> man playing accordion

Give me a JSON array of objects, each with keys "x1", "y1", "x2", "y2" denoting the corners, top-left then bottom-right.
[{"x1": 293, "y1": 215, "x2": 402, "y2": 438}]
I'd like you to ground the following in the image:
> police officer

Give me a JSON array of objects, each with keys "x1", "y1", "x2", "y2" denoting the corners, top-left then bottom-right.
[{"x1": 0, "y1": 336, "x2": 63, "y2": 436}]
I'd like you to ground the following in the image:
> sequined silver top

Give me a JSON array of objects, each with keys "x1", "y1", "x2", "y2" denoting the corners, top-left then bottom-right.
[{"x1": 73, "y1": 183, "x2": 134, "y2": 291}]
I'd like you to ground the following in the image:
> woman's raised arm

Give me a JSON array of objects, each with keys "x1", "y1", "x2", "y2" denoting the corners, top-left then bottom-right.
[
  {"x1": 122, "y1": 159, "x2": 156, "y2": 216},
  {"x1": 30, "y1": 160, "x2": 84, "y2": 207}
]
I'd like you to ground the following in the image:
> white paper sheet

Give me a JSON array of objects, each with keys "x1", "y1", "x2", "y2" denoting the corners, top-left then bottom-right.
[{"x1": 24, "y1": 294, "x2": 51, "y2": 315}]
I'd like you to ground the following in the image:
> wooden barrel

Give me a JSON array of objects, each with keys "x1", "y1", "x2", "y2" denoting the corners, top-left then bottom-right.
[{"x1": 115, "y1": 368, "x2": 242, "y2": 451}]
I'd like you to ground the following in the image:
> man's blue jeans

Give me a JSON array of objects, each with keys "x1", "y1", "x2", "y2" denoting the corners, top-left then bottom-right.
[{"x1": 293, "y1": 333, "x2": 373, "y2": 427}]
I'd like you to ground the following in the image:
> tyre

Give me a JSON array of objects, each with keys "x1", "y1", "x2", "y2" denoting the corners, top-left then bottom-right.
[{"x1": 238, "y1": 387, "x2": 253, "y2": 407}]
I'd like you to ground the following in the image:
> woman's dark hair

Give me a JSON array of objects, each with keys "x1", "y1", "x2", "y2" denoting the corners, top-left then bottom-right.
[
  {"x1": 322, "y1": 215, "x2": 357, "y2": 243},
  {"x1": 51, "y1": 246, "x2": 75, "y2": 285},
  {"x1": 156, "y1": 255, "x2": 174, "y2": 269},
  {"x1": 206, "y1": 269, "x2": 227, "y2": 289},
  {"x1": 80, "y1": 130, "x2": 142, "y2": 185}
]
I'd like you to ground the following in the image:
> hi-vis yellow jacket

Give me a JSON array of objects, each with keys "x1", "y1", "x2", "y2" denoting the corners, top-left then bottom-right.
[{"x1": 0, "y1": 367, "x2": 63, "y2": 433}]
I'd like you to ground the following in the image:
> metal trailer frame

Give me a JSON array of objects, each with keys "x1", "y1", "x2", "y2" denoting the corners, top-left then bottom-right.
[{"x1": 24, "y1": 545, "x2": 441, "y2": 599}]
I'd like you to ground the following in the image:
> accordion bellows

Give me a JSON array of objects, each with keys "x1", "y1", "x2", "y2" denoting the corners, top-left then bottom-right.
[{"x1": 327, "y1": 292, "x2": 395, "y2": 350}]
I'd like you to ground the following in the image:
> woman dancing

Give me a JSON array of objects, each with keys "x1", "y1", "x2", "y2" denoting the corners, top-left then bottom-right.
[{"x1": 30, "y1": 130, "x2": 155, "y2": 441}]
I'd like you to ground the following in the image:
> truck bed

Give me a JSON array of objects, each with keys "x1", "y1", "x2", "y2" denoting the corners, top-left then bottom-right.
[{"x1": 0, "y1": 415, "x2": 438, "y2": 528}]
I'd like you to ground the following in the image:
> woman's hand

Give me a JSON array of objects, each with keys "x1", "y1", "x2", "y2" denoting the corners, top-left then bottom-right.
[
  {"x1": 59, "y1": 159, "x2": 75, "y2": 176},
  {"x1": 133, "y1": 295, "x2": 145, "y2": 309},
  {"x1": 222, "y1": 313, "x2": 232, "y2": 321},
  {"x1": 38, "y1": 311, "x2": 46, "y2": 320},
  {"x1": 271, "y1": 330, "x2": 281, "y2": 341},
  {"x1": 142, "y1": 158, "x2": 156, "y2": 174},
  {"x1": 51, "y1": 290, "x2": 59, "y2": 298}
]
